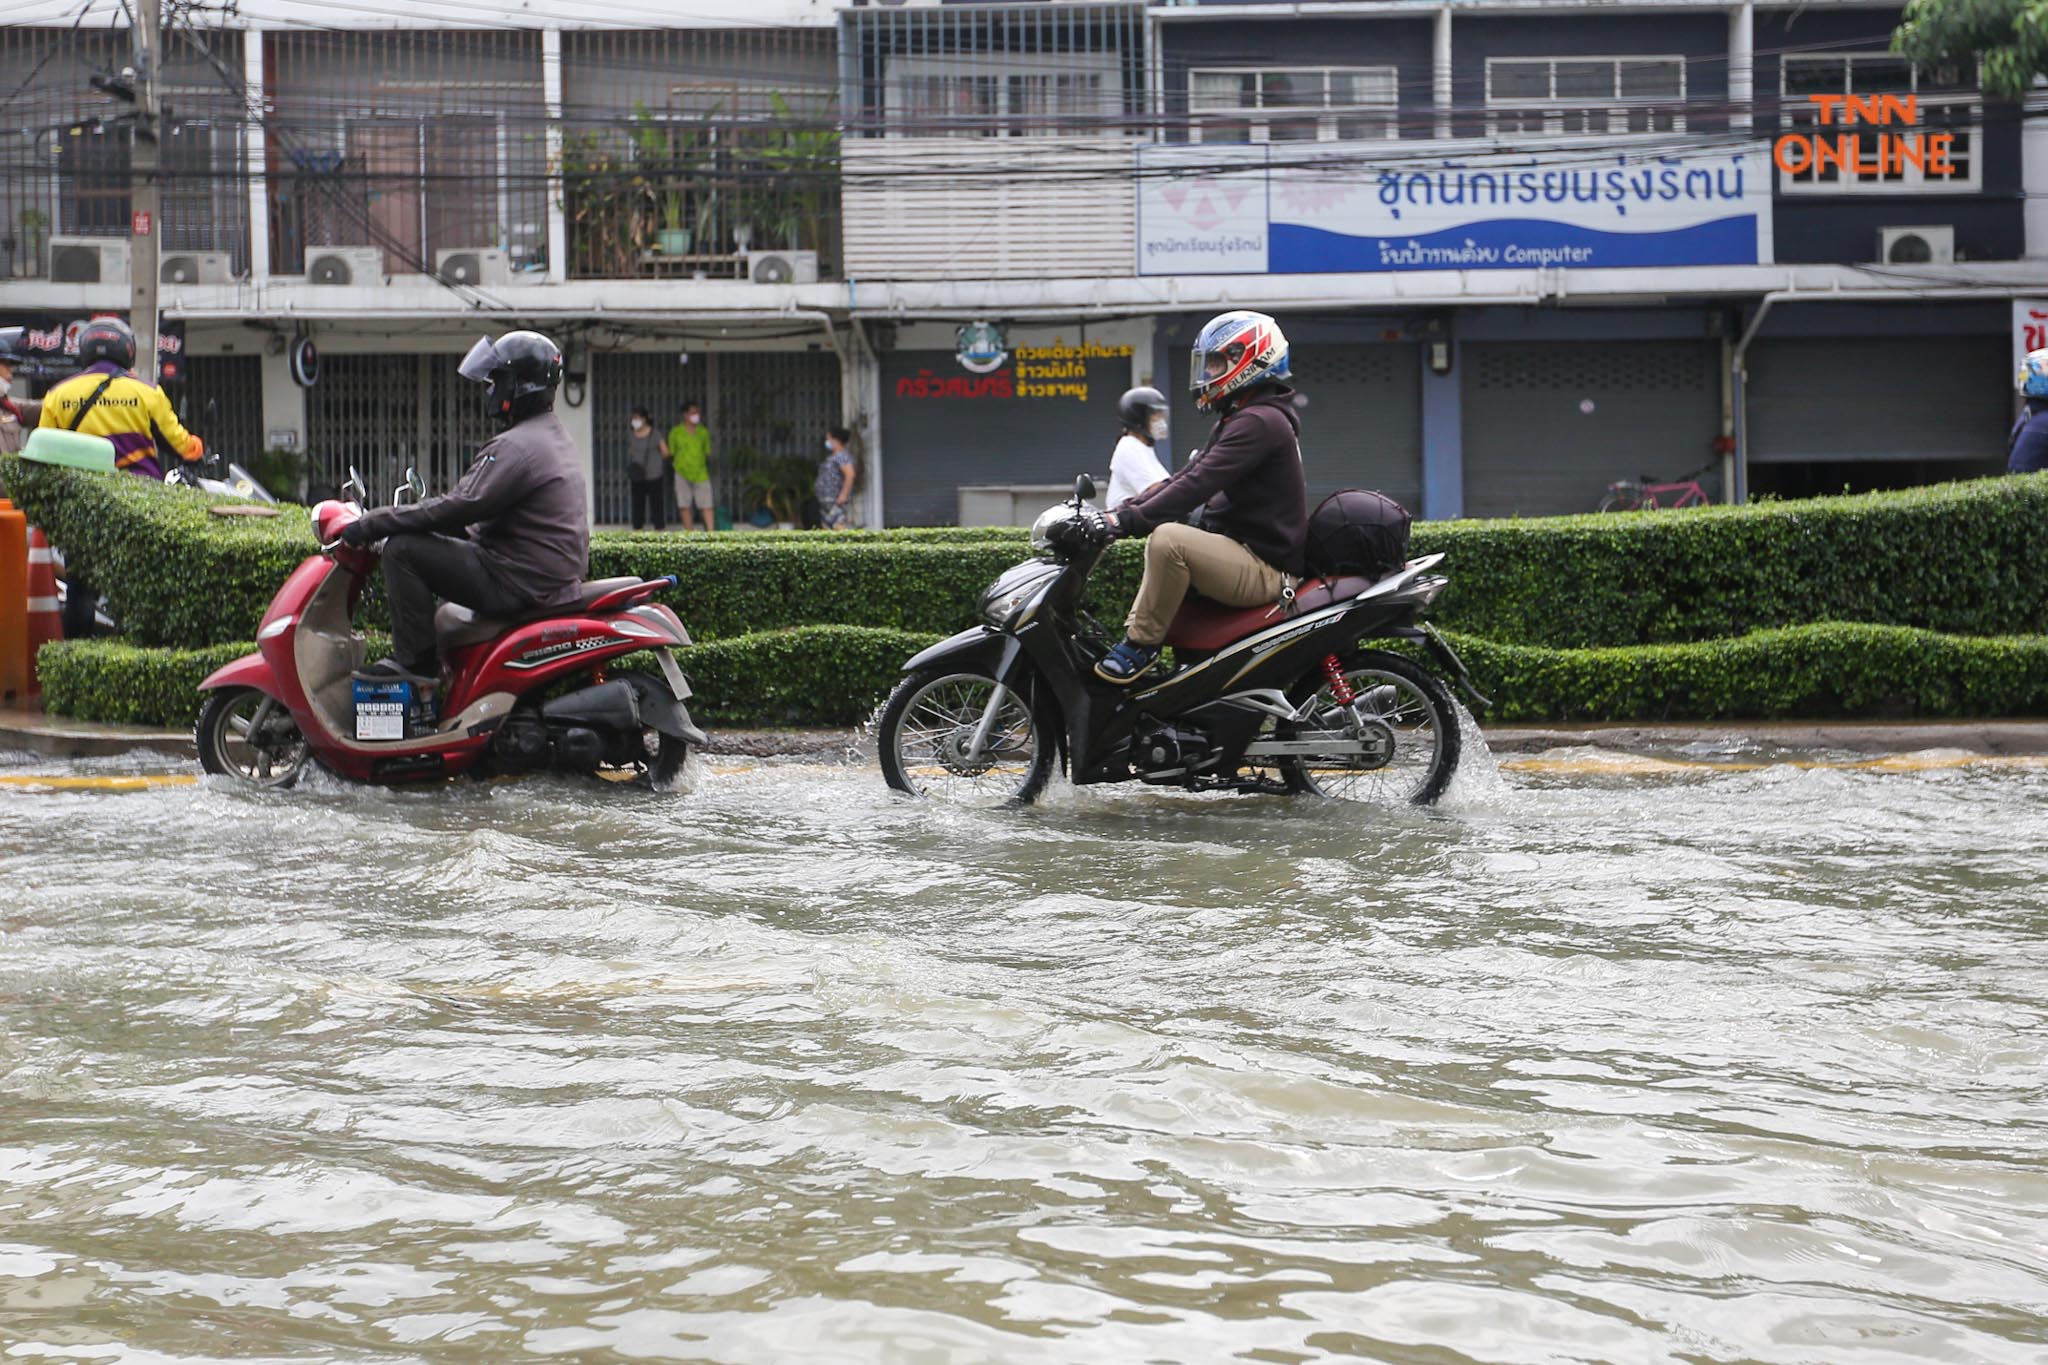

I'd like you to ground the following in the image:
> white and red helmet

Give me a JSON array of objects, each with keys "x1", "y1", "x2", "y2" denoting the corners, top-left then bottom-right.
[{"x1": 1190, "y1": 310, "x2": 1290, "y2": 411}]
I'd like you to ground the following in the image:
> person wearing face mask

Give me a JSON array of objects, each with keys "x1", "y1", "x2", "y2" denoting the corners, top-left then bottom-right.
[
  {"x1": 1107, "y1": 386, "x2": 1170, "y2": 509},
  {"x1": 0, "y1": 328, "x2": 43, "y2": 454},
  {"x1": 624, "y1": 406, "x2": 668, "y2": 531},
  {"x1": 814, "y1": 426, "x2": 857, "y2": 530},
  {"x1": 668, "y1": 400, "x2": 715, "y2": 532}
]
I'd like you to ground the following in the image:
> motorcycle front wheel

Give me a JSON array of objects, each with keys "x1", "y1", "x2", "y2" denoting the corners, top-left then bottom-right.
[
  {"x1": 196, "y1": 687, "x2": 311, "y2": 789},
  {"x1": 1277, "y1": 650, "x2": 1460, "y2": 805},
  {"x1": 878, "y1": 667, "x2": 1054, "y2": 807}
]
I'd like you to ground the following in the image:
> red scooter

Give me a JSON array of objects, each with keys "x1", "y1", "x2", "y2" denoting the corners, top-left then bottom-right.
[{"x1": 195, "y1": 467, "x2": 705, "y2": 790}]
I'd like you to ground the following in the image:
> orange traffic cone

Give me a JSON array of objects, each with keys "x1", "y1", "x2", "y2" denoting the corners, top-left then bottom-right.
[
  {"x1": 0, "y1": 499, "x2": 24, "y2": 703},
  {"x1": 25, "y1": 526, "x2": 62, "y2": 696}
]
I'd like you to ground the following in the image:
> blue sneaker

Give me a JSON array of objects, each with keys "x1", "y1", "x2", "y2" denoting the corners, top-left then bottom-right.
[{"x1": 1094, "y1": 638, "x2": 1162, "y2": 685}]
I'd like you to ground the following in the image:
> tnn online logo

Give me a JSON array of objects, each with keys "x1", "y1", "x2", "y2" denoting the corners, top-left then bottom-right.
[{"x1": 1772, "y1": 94, "x2": 1961, "y2": 179}]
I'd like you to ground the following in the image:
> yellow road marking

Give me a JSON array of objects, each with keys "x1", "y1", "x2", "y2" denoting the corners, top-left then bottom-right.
[
  {"x1": 0, "y1": 773, "x2": 199, "y2": 791},
  {"x1": 1502, "y1": 753, "x2": 2048, "y2": 776}
]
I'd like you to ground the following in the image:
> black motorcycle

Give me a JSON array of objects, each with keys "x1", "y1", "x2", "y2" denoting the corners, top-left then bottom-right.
[{"x1": 877, "y1": 477, "x2": 1484, "y2": 808}]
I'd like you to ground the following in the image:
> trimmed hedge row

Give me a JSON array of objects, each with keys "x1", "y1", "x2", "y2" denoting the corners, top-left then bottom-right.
[
  {"x1": 9, "y1": 450, "x2": 2047, "y2": 653},
  {"x1": 1445, "y1": 623, "x2": 2048, "y2": 722},
  {"x1": 40, "y1": 621, "x2": 2045, "y2": 732},
  {"x1": 36, "y1": 625, "x2": 939, "y2": 731}
]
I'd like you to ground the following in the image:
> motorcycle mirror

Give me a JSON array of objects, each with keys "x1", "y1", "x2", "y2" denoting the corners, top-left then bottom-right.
[
  {"x1": 344, "y1": 465, "x2": 368, "y2": 505},
  {"x1": 405, "y1": 466, "x2": 425, "y2": 503},
  {"x1": 1073, "y1": 474, "x2": 1096, "y2": 504}
]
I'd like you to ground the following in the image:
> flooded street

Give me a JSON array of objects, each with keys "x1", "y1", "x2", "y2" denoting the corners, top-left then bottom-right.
[{"x1": 2, "y1": 741, "x2": 2045, "y2": 1363}]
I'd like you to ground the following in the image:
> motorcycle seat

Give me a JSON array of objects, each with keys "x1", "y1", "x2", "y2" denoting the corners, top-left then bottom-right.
[
  {"x1": 435, "y1": 576, "x2": 645, "y2": 652},
  {"x1": 1161, "y1": 574, "x2": 1375, "y2": 654}
]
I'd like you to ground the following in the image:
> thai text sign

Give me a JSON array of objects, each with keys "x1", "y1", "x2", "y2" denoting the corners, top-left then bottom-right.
[{"x1": 1138, "y1": 143, "x2": 1773, "y2": 275}]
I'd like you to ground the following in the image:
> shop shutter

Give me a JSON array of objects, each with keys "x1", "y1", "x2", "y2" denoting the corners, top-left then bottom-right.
[
  {"x1": 1746, "y1": 336, "x2": 2007, "y2": 463},
  {"x1": 1461, "y1": 340, "x2": 1719, "y2": 517},
  {"x1": 179, "y1": 355, "x2": 263, "y2": 477}
]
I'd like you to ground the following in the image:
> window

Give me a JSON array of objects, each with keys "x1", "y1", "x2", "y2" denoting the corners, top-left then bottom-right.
[
  {"x1": 1188, "y1": 67, "x2": 1399, "y2": 143},
  {"x1": 1778, "y1": 54, "x2": 1980, "y2": 193},
  {"x1": 887, "y1": 54, "x2": 1120, "y2": 138},
  {"x1": 1484, "y1": 57, "x2": 1685, "y2": 137}
]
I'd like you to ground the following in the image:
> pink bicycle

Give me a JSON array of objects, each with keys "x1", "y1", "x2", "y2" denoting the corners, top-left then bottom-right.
[{"x1": 1597, "y1": 466, "x2": 1713, "y2": 512}]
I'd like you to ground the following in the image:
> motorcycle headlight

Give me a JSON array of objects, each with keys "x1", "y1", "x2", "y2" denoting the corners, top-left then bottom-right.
[{"x1": 979, "y1": 560, "x2": 1060, "y2": 628}]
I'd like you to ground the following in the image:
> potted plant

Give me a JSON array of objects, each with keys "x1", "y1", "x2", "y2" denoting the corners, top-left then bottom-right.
[
  {"x1": 739, "y1": 455, "x2": 816, "y2": 528},
  {"x1": 18, "y1": 209, "x2": 48, "y2": 276},
  {"x1": 656, "y1": 189, "x2": 691, "y2": 256}
]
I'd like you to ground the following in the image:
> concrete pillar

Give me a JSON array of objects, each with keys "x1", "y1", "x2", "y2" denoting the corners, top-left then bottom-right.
[
  {"x1": 1728, "y1": 3, "x2": 1755, "y2": 135},
  {"x1": 259, "y1": 343, "x2": 305, "y2": 478},
  {"x1": 242, "y1": 30, "x2": 268, "y2": 283},
  {"x1": 542, "y1": 27, "x2": 568, "y2": 285},
  {"x1": 2027, "y1": 80, "x2": 2048, "y2": 256},
  {"x1": 1433, "y1": 7, "x2": 1453, "y2": 140},
  {"x1": 555, "y1": 375, "x2": 597, "y2": 522},
  {"x1": 1419, "y1": 343, "x2": 1462, "y2": 521}
]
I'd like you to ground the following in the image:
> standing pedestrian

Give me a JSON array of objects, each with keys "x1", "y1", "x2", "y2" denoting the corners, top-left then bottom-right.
[
  {"x1": 668, "y1": 401, "x2": 715, "y2": 532},
  {"x1": 814, "y1": 426, "x2": 858, "y2": 530},
  {"x1": 625, "y1": 406, "x2": 668, "y2": 530},
  {"x1": 0, "y1": 327, "x2": 44, "y2": 454}
]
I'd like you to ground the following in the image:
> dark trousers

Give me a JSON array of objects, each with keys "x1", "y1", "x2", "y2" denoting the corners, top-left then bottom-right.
[
  {"x1": 61, "y1": 572, "x2": 97, "y2": 639},
  {"x1": 629, "y1": 477, "x2": 667, "y2": 531},
  {"x1": 383, "y1": 533, "x2": 532, "y2": 674}
]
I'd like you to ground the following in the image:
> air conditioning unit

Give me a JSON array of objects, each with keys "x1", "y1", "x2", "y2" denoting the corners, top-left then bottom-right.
[
  {"x1": 160, "y1": 251, "x2": 233, "y2": 285},
  {"x1": 1879, "y1": 225, "x2": 1956, "y2": 265},
  {"x1": 47, "y1": 236, "x2": 130, "y2": 285},
  {"x1": 435, "y1": 246, "x2": 512, "y2": 288},
  {"x1": 303, "y1": 246, "x2": 386, "y2": 286},
  {"x1": 743, "y1": 249, "x2": 819, "y2": 285}
]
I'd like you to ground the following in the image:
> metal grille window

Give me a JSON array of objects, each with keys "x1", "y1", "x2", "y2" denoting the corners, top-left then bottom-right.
[
  {"x1": 1485, "y1": 57, "x2": 1685, "y2": 137},
  {"x1": 1188, "y1": 68, "x2": 1399, "y2": 144},
  {"x1": 844, "y1": 3, "x2": 1147, "y2": 140},
  {"x1": 1778, "y1": 55, "x2": 1980, "y2": 194},
  {"x1": 304, "y1": 353, "x2": 499, "y2": 505},
  {"x1": 178, "y1": 356, "x2": 264, "y2": 473}
]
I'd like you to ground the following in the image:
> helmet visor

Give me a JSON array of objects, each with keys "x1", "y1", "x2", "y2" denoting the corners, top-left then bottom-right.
[{"x1": 457, "y1": 336, "x2": 505, "y2": 385}]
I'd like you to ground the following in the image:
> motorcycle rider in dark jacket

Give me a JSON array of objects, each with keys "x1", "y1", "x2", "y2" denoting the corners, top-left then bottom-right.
[
  {"x1": 1096, "y1": 311, "x2": 1308, "y2": 684},
  {"x1": 344, "y1": 331, "x2": 589, "y2": 681},
  {"x1": 2012, "y1": 349, "x2": 2048, "y2": 475}
]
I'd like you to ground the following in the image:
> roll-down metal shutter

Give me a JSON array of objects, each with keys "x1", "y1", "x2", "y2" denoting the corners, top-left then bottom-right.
[
  {"x1": 1462, "y1": 340, "x2": 1720, "y2": 517},
  {"x1": 1746, "y1": 336, "x2": 2007, "y2": 463}
]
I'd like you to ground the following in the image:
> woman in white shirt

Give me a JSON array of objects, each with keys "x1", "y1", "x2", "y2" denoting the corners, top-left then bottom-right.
[{"x1": 1107, "y1": 386, "x2": 1171, "y2": 508}]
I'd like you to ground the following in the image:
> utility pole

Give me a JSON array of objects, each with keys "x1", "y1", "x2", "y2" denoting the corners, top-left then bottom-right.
[{"x1": 129, "y1": 0, "x2": 162, "y2": 382}]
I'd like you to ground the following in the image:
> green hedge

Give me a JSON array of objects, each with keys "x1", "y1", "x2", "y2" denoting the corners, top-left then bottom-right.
[
  {"x1": 36, "y1": 625, "x2": 938, "y2": 731},
  {"x1": 1446, "y1": 623, "x2": 2048, "y2": 722},
  {"x1": 9, "y1": 449, "x2": 2046, "y2": 655},
  {"x1": 42, "y1": 622, "x2": 2044, "y2": 732}
]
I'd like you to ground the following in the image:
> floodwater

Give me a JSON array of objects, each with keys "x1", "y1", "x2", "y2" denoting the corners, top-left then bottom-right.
[{"x1": 2, "y1": 737, "x2": 2045, "y2": 1364}]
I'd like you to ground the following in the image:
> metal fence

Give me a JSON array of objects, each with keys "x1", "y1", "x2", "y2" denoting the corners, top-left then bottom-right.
[
  {"x1": 179, "y1": 354, "x2": 265, "y2": 474},
  {"x1": 303, "y1": 353, "x2": 499, "y2": 505}
]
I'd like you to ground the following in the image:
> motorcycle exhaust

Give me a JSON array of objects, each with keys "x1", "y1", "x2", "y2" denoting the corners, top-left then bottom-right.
[{"x1": 542, "y1": 679, "x2": 641, "y2": 730}]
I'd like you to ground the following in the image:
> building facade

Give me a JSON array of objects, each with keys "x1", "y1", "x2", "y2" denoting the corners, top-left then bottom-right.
[{"x1": 1, "y1": 0, "x2": 2038, "y2": 523}]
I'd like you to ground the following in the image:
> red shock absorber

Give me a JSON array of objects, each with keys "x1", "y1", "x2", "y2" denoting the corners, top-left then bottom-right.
[{"x1": 1321, "y1": 654, "x2": 1356, "y2": 706}]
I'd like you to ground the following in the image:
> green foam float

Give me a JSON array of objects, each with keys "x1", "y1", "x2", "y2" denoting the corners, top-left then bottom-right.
[{"x1": 21, "y1": 427, "x2": 118, "y2": 474}]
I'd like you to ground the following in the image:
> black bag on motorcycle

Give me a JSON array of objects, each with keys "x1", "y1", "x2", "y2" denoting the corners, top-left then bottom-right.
[{"x1": 1305, "y1": 489, "x2": 1411, "y2": 581}]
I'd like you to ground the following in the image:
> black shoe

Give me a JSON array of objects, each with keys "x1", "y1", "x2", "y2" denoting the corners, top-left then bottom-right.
[
  {"x1": 1094, "y1": 639, "x2": 1162, "y2": 685},
  {"x1": 361, "y1": 657, "x2": 439, "y2": 690}
]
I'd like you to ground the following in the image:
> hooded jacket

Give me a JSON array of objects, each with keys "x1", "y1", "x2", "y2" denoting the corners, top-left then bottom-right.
[{"x1": 1113, "y1": 384, "x2": 1309, "y2": 576}]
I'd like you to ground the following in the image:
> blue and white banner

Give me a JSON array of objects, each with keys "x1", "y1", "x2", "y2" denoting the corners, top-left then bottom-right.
[{"x1": 1137, "y1": 143, "x2": 1773, "y2": 276}]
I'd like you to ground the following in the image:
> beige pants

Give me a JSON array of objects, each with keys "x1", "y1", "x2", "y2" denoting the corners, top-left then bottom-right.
[{"x1": 1125, "y1": 522, "x2": 1285, "y2": 645}]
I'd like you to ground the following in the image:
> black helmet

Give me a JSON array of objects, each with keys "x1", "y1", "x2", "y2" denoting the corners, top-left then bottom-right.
[
  {"x1": 458, "y1": 329, "x2": 562, "y2": 426},
  {"x1": 1117, "y1": 385, "x2": 1168, "y2": 433},
  {"x1": 77, "y1": 317, "x2": 136, "y2": 370},
  {"x1": 0, "y1": 326, "x2": 32, "y2": 368}
]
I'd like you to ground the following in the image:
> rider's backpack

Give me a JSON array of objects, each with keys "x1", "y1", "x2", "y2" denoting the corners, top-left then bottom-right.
[{"x1": 1305, "y1": 489, "x2": 1411, "y2": 581}]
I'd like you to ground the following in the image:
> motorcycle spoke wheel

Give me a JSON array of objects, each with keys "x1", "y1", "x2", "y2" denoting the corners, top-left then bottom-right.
[
  {"x1": 1279, "y1": 652, "x2": 1460, "y2": 806},
  {"x1": 879, "y1": 669, "x2": 1052, "y2": 807},
  {"x1": 196, "y1": 688, "x2": 310, "y2": 789}
]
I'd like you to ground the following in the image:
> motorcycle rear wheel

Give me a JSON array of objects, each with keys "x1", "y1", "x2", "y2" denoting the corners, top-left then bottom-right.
[
  {"x1": 598, "y1": 668, "x2": 691, "y2": 792},
  {"x1": 1276, "y1": 650, "x2": 1460, "y2": 805},
  {"x1": 879, "y1": 667, "x2": 1053, "y2": 807},
  {"x1": 196, "y1": 687, "x2": 311, "y2": 789}
]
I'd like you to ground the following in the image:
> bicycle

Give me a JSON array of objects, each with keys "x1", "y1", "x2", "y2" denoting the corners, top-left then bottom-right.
[{"x1": 1597, "y1": 466, "x2": 1713, "y2": 513}]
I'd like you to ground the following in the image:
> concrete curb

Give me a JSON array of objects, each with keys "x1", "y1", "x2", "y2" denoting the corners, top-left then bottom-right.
[{"x1": 7, "y1": 707, "x2": 2047, "y2": 765}]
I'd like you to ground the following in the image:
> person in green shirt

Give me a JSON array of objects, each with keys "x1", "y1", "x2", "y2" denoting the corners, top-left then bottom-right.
[{"x1": 668, "y1": 401, "x2": 715, "y2": 532}]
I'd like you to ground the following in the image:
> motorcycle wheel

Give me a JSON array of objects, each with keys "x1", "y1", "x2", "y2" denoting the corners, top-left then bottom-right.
[
  {"x1": 599, "y1": 668, "x2": 691, "y2": 792},
  {"x1": 196, "y1": 687, "x2": 311, "y2": 789},
  {"x1": 879, "y1": 667, "x2": 1053, "y2": 807},
  {"x1": 1276, "y1": 650, "x2": 1460, "y2": 806}
]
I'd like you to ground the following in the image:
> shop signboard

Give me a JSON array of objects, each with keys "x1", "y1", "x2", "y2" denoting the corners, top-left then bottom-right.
[
  {"x1": 2014, "y1": 299, "x2": 2048, "y2": 373},
  {"x1": 1138, "y1": 142, "x2": 1773, "y2": 275}
]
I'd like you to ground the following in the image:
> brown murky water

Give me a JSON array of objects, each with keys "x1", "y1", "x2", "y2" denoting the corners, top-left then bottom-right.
[{"x1": 2, "y1": 741, "x2": 2045, "y2": 1362}]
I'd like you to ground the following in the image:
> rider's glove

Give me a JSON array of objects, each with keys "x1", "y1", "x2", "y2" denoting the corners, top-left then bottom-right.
[{"x1": 339, "y1": 517, "x2": 376, "y2": 547}]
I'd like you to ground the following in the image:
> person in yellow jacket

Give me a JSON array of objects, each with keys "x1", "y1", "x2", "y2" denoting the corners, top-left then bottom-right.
[{"x1": 38, "y1": 318, "x2": 204, "y2": 477}]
